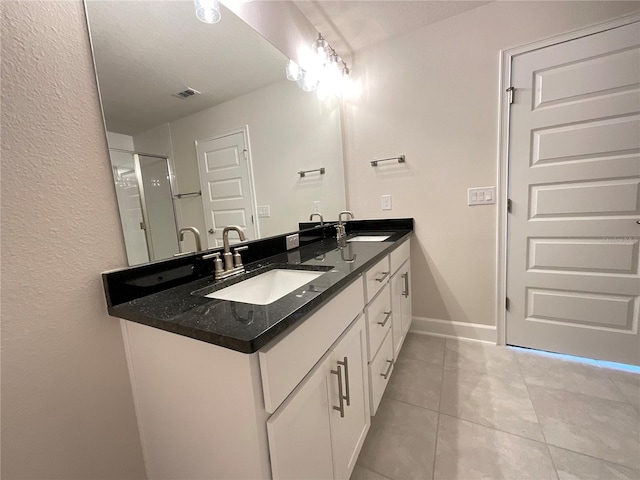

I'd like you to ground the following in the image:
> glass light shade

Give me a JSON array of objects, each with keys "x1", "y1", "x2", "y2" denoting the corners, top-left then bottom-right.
[
  {"x1": 313, "y1": 35, "x2": 329, "y2": 66},
  {"x1": 195, "y1": 0, "x2": 221, "y2": 24},
  {"x1": 286, "y1": 59, "x2": 303, "y2": 81},
  {"x1": 297, "y1": 70, "x2": 318, "y2": 93}
]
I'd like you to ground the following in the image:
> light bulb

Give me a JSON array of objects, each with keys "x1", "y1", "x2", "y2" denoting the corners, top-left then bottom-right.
[
  {"x1": 195, "y1": 0, "x2": 221, "y2": 24},
  {"x1": 297, "y1": 70, "x2": 318, "y2": 93},
  {"x1": 313, "y1": 34, "x2": 329, "y2": 66},
  {"x1": 286, "y1": 59, "x2": 302, "y2": 81}
]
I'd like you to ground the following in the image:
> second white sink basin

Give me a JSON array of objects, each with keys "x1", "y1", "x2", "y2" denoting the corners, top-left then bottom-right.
[
  {"x1": 347, "y1": 235, "x2": 390, "y2": 242},
  {"x1": 205, "y1": 269, "x2": 325, "y2": 305}
]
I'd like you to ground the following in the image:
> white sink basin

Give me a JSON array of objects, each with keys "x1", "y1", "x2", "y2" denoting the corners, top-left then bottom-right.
[
  {"x1": 347, "y1": 235, "x2": 390, "y2": 242},
  {"x1": 205, "y1": 269, "x2": 325, "y2": 305}
]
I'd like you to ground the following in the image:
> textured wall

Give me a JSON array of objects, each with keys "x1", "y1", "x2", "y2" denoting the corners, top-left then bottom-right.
[
  {"x1": 343, "y1": 1, "x2": 640, "y2": 328},
  {"x1": 1, "y1": 1, "x2": 146, "y2": 478}
]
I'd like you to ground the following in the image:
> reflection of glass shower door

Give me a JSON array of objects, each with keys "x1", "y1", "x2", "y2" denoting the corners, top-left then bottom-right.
[
  {"x1": 109, "y1": 149, "x2": 179, "y2": 265},
  {"x1": 136, "y1": 154, "x2": 179, "y2": 261}
]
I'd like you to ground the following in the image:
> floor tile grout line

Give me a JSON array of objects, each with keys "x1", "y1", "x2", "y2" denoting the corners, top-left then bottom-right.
[
  {"x1": 523, "y1": 380, "x2": 639, "y2": 409},
  {"x1": 383, "y1": 393, "x2": 439, "y2": 413},
  {"x1": 546, "y1": 444, "x2": 640, "y2": 475},
  {"x1": 354, "y1": 463, "x2": 394, "y2": 480},
  {"x1": 514, "y1": 349, "x2": 560, "y2": 480},
  {"x1": 514, "y1": 351, "x2": 635, "y2": 406},
  {"x1": 520, "y1": 364, "x2": 640, "y2": 472},
  {"x1": 435, "y1": 409, "x2": 551, "y2": 445},
  {"x1": 431, "y1": 351, "x2": 446, "y2": 480},
  {"x1": 438, "y1": 412, "x2": 556, "y2": 448}
]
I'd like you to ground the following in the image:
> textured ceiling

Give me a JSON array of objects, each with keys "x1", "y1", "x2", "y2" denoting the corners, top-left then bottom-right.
[
  {"x1": 85, "y1": 1, "x2": 287, "y2": 135},
  {"x1": 294, "y1": 0, "x2": 492, "y2": 56}
]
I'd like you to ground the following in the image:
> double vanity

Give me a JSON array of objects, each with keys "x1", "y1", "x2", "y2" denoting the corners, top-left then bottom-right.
[{"x1": 103, "y1": 219, "x2": 413, "y2": 479}]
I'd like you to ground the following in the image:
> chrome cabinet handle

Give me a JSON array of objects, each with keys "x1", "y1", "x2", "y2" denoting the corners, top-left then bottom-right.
[
  {"x1": 378, "y1": 311, "x2": 392, "y2": 327},
  {"x1": 331, "y1": 365, "x2": 345, "y2": 418},
  {"x1": 208, "y1": 228, "x2": 215, "y2": 234},
  {"x1": 375, "y1": 271, "x2": 390, "y2": 282},
  {"x1": 381, "y1": 359, "x2": 393, "y2": 379},
  {"x1": 337, "y1": 357, "x2": 350, "y2": 407},
  {"x1": 402, "y1": 272, "x2": 409, "y2": 298}
]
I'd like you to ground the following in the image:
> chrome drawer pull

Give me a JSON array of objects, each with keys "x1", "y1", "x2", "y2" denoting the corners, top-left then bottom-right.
[
  {"x1": 375, "y1": 271, "x2": 390, "y2": 282},
  {"x1": 402, "y1": 272, "x2": 409, "y2": 298},
  {"x1": 331, "y1": 365, "x2": 345, "y2": 418},
  {"x1": 337, "y1": 356, "x2": 350, "y2": 407},
  {"x1": 377, "y1": 311, "x2": 392, "y2": 327},
  {"x1": 381, "y1": 359, "x2": 393, "y2": 379}
]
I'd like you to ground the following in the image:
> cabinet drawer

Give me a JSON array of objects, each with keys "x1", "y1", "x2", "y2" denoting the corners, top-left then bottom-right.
[
  {"x1": 390, "y1": 238, "x2": 410, "y2": 275},
  {"x1": 365, "y1": 284, "x2": 392, "y2": 361},
  {"x1": 259, "y1": 278, "x2": 365, "y2": 414},
  {"x1": 364, "y1": 256, "x2": 390, "y2": 303},
  {"x1": 369, "y1": 329, "x2": 394, "y2": 415}
]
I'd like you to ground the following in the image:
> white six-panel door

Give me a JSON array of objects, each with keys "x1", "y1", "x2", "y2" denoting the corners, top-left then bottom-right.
[
  {"x1": 196, "y1": 130, "x2": 257, "y2": 248},
  {"x1": 506, "y1": 21, "x2": 640, "y2": 365}
]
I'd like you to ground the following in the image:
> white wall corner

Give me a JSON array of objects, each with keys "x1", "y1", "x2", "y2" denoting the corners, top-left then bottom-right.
[{"x1": 410, "y1": 317, "x2": 497, "y2": 344}]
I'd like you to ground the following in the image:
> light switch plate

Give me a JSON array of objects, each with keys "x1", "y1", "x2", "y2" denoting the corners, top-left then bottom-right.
[
  {"x1": 286, "y1": 233, "x2": 299, "y2": 250},
  {"x1": 468, "y1": 187, "x2": 496, "y2": 206},
  {"x1": 257, "y1": 205, "x2": 271, "y2": 218},
  {"x1": 381, "y1": 194, "x2": 392, "y2": 211}
]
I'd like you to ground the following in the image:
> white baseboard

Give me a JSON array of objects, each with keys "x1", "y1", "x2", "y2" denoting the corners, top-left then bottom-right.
[{"x1": 409, "y1": 316, "x2": 497, "y2": 344}]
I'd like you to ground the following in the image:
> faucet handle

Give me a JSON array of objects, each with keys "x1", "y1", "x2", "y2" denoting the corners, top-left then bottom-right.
[
  {"x1": 202, "y1": 252, "x2": 224, "y2": 275},
  {"x1": 232, "y1": 246, "x2": 248, "y2": 268}
]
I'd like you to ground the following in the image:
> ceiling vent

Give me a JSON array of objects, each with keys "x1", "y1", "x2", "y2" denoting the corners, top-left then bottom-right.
[{"x1": 172, "y1": 88, "x2": 201, "y2": 99}]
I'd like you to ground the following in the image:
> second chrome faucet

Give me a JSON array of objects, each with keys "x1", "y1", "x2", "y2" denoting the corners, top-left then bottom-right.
[
  {"x1": 203, "y1": 225, "x2": 248, "y2": 280},
  {"x1": 336, "y1": 211, "x2": 354, "y2": 240}
]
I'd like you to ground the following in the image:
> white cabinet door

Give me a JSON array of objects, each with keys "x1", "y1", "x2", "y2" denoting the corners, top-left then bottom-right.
[
  {"x1": 267, "y1": 352, "x2": 335, "y2": 480},
  {"x1": 391, "y1": 260, "x2": 412, "y2": 357},
  {"x1": 329, "y1": 315, "x2": 370, "y2": 480},
  {"x1": 267, "y1": 316, "x2": 370, "y2": 480},
  {"x1": 390, "y1": 270, "x2": 404, "y2": 358}
]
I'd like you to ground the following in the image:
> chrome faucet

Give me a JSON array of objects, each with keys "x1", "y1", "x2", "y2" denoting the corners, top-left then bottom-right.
[
  {"x1": 336, "y1": 211, "x2": 354, "y2": 240},
  {"x1": 202, "y1": 225, "x2": 248, "y2": 280},
  {"x1": 178, "y1": 227, "x2": 202, "y2": 252},
  {"x1": 309, "y1": 212, "x2": 324, "y2": 226},
  {"x1": 222, "y1": 226, "x2": 246, "y2": 270}
]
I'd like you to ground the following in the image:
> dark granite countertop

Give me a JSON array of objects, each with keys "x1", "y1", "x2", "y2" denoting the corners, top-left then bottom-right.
[{"x1": 106, "y1": 225, "x2": 412, "y2": 354}]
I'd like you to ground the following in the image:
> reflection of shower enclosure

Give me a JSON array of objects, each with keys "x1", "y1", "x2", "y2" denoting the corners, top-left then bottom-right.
[{"x1": 109, "y1": 149, "x2": 179, "y2": 265}]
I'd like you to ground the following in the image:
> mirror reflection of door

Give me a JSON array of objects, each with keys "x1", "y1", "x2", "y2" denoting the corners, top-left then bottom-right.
[
  {"x1": 109, "y1": 149, "x2": 180, "y2": 263},
  {"x1": 196, "y1": 130, "x2": 258, "y2": 249}
]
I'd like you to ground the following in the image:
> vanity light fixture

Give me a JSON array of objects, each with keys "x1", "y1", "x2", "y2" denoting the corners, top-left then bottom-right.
[
  {"x1": 194, "y1": 0, "x2": 221, "y2": 24},
  {"x1": 286, "y1": 33, "x2": 352, "y2": 100}
]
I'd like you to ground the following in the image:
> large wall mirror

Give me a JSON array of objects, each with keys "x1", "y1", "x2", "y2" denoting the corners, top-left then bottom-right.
[{"x1": 85, "y1": 0, "x2": 346, "y2": 265}]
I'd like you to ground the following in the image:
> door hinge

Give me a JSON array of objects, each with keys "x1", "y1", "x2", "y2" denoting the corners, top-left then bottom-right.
[
  {"x1": 505, "y1": 297, "x2": 510, "y2": 311},
  {"x1": 507, "y1": 198, "x2": 512, "y2": 213},
  {"x1": 243, "y1": 149, "x2": 248, "y2": 160},
  {"x1": 506, "y1": 86, "x2": 515, "y2": 105},
  {"x1": 251, "y1": 214, "x2": 254, "y2": 224}
]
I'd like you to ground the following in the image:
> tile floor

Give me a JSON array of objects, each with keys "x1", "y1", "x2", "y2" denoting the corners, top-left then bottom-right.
[{"x1": 352, "y1": 333, "x2": 640, "y2": 480}]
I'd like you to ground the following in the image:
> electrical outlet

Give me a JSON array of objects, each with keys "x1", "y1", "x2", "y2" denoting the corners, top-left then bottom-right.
[
  {"x1": 257, "y1": 205, "x2": 271, "y2": 218},
  {"x1": 286, "y1": 233, "x2": 299, "y2": 250},
  {"x1": 468, "y1": 187, "x2": 496, "y2": 206},
  {"x1": 313, "y1": 201, "x2": 321, "y2": 214},
  {"x1": 381, "y1": 194, "x2": 392, "y2": 211}
]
